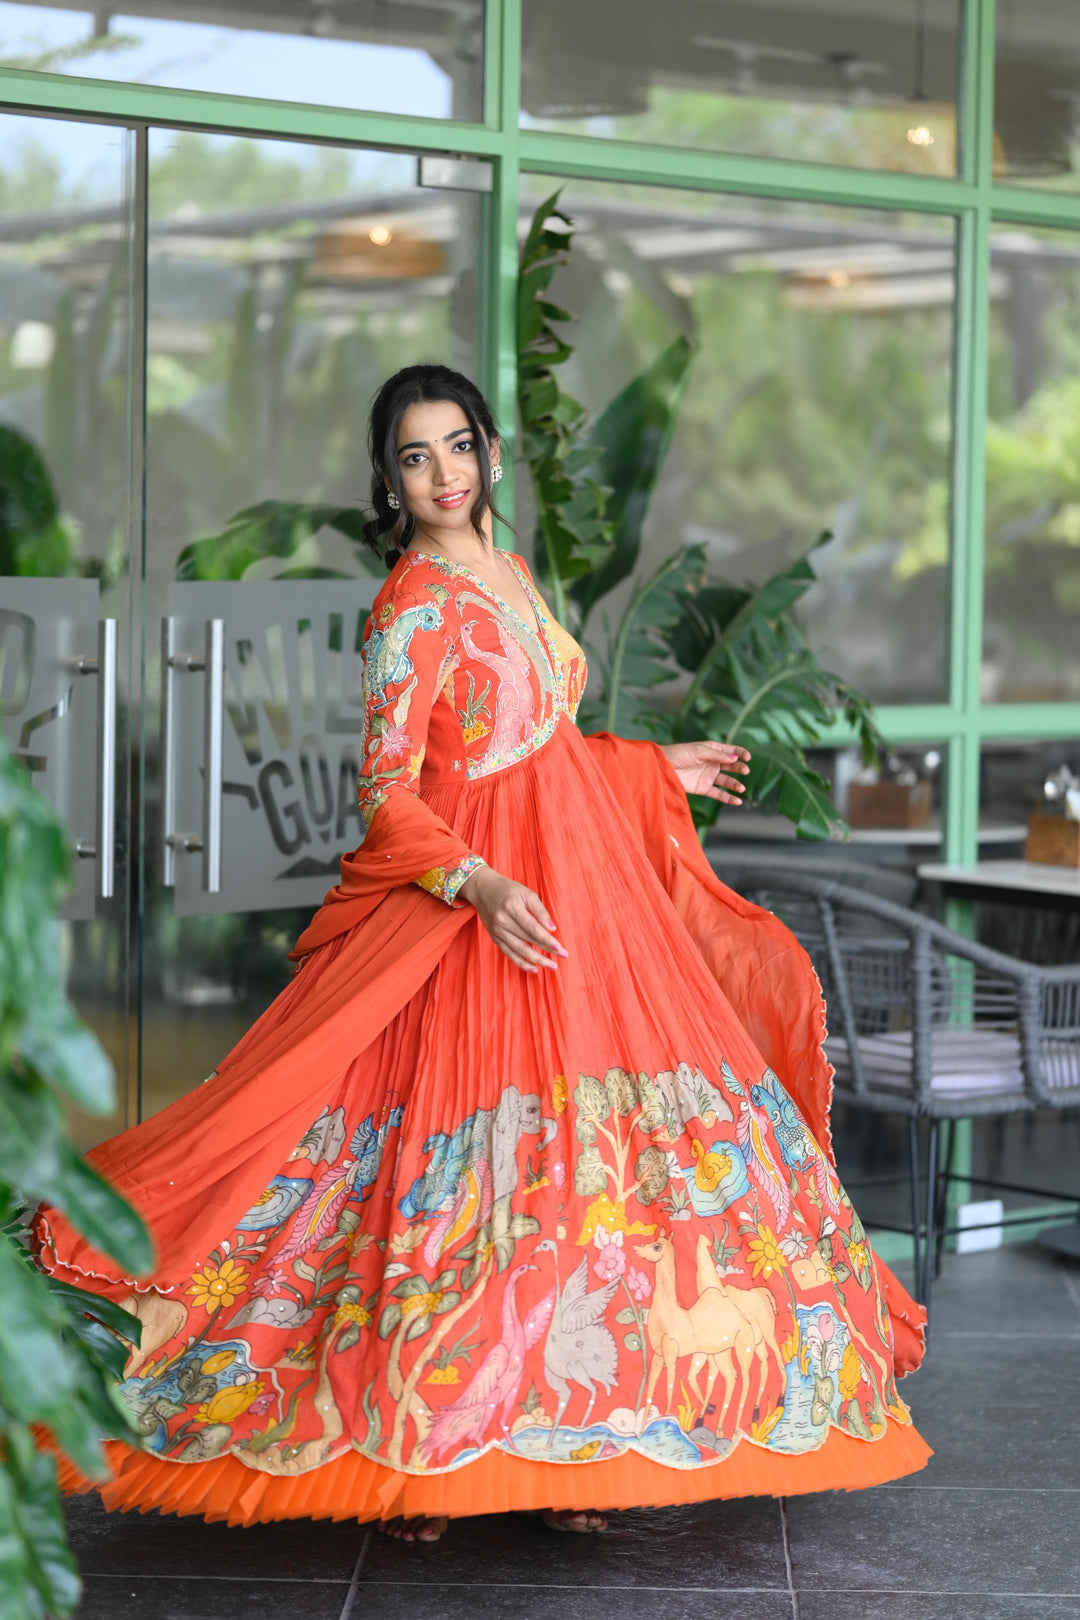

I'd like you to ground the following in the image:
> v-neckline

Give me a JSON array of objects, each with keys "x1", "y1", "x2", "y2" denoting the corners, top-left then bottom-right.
[{"x1": 409, "y1": 549, "x2": 553, "y2": 666}]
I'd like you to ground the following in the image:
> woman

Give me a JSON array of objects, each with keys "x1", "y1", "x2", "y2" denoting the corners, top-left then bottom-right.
[{"x1": 38, "y1": 364, "x2": 928, "y2": 1542}]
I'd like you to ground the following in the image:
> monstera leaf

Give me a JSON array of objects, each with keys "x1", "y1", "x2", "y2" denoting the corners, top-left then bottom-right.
[{"x1": 572, "y1": 334, "x2": 696, "y2": 625}]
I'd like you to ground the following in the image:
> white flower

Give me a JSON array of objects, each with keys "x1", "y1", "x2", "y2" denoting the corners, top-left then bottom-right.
[{"x1": 779, "y1": 1229, "x2": 809, "y2": 1261}]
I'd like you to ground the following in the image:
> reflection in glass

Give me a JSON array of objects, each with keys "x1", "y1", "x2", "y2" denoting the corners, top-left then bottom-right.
[
  {"x1": 140, "y1": 130, "x2": 485, "y2": 1122},
  {"x1": 522, "y1": 0, "x2": 960, "y2": 174},
  {"x1": 0, "y1": 0, "x2": 484, "y2": 121},
  {"x1": 0, "y1": 112, "x2": 136, "y2": 1145},
  {"x1": 518, "y1": 181, "x2": 955, "y2": 704},
  {"x1": 994, "y1": 1, "x2": 1080, "y2": 187},
  {"x1": 984, "y1": 225, "x2": 1080, "y2": 701}
]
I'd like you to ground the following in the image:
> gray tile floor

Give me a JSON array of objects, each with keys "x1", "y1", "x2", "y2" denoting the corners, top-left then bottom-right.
[{"x1": 67, "y1": 1243, "x2": 1080, "y2": 1620}]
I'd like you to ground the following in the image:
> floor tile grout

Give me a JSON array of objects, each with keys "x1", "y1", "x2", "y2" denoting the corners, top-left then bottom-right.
[
  {"x1": 337, "y1": 1532, "x2": 370, "y2": 1620},
  {"x1": 778, "y1": 1496, "x2": 800, "y2": 1620}
]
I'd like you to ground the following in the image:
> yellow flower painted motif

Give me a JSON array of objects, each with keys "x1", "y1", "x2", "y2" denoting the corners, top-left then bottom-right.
[
  {"x1": 187, "y1": 1257, "x2": 249, "y2": 1314},
  {"x1": 197, "y1": 1379, "x2": 264, "y2": 1425},
  {"x1": 577, "y1": 1194, "x2": 655, "y2": 1247},
  {"x1": 334, "y1": 1301, "x2": 372, "y2": 1331},
  {"x1": 551, "y1": 1074, "x2": 569, "y2": 1115},
  {"x1": 838, "y1": 1341, "x2": 864, "y2": 1401},
  {"x1": 524, "y1": 1174, "x2": 550, "y2": 1194},
  {"x1": 425, "y1": 1366, "x2": 461, "y2": 1386},
  {"x1": 751, "y1": 1406, "x2": 784, "y2": 1445},
  {"x1": 780, "y1": 1328, "x2": 801, "y2": 1365},
  {"x1": 201, "y1": 1349, "x2": 238, "y2": 1377},
  {"x1": 746, "y1": 1223, "x2": 788, "y2": 1281},
  {"x1": 401, "y1": 1289, "x2": 444, "y2": 1320},
  {"x1": 462, "y1": 719, "x2": 489, "y2": 744},
  {"x1": 407, "y1": 747, "x2": 425, "y2": 780}
]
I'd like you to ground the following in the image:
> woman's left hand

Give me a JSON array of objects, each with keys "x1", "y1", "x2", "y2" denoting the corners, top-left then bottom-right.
[{"x1": 660, "y1": 740, "x2": 752, "y2": 805}]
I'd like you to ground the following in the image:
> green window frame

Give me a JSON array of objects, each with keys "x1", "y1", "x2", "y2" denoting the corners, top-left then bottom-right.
[{"x1": 1, "y1": 0, "x2": 1077, "y2": 867}]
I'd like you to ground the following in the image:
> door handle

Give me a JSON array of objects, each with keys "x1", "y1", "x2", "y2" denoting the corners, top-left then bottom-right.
[
  {"x1": 162, "y1": 616, "x2": 224, "y2": 894},
  {"x1": 73, "y1": 617, "x2": 117, "y2": 900}
]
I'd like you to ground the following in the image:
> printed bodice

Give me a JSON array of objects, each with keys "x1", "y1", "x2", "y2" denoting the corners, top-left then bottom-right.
[{"x1": 356, "y1": 549, "x2": 587, "y2": 900}]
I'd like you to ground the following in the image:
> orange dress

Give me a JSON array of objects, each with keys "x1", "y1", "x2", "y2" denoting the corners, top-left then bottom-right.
[{"x1": 37, "y1": 549, "x2": 929, "y2": 1526}]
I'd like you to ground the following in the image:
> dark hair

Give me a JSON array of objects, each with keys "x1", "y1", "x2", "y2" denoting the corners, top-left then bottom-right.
[{"x1": 363, "y1": 363, "x2": 510, "y2": 564}]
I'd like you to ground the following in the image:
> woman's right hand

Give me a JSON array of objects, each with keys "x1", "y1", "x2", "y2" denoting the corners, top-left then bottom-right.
[{"x1": 457, "y1": 867, "x2": 567, "y2": 974}]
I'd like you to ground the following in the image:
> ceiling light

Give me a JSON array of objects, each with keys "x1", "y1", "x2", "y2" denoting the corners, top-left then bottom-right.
[
  {"x1": 907, "y1": 125, "x2": 934, "y2": 147},
  {"x1": 368, "y1": 224, "x2": 393, "y2": 246}
]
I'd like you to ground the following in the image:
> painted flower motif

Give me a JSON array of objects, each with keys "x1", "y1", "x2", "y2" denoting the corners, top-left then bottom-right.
[
  {"x1": 627, "y1": 1267, "x2": 652, "y2": 1303},
  {"x1": 746, "y1": 1223, "x2": 787, "y2": 1281},
  {"x1": 779, "y1": 1228, "x2": 809, "y2": 1261},
  {"x1": 462, "y1": 719, "x2": 489, "y2": 743},
  {"x1": 425, "y1": 1365, "x2": 461, "y2": 1385},
  {"x1": 380, "y1": 723, "x2": 413, "y2": 762},
  {"x1": 251, "y1": 1265, "x2": 289, "y2": 1298},
  {"x1": 848, "y1": 1239, "x2": 871, "y2": 1273},
  {"x1": 838, "y1": 1341, "x2": 864, "y2": 1401},
  {"x1": 805, "y1": 1311, "x2": 843, "y2": 1374},
  {"x1": 780, "y1": 1327, "x2": 801, "y2": 1365},
  {"x1": 551, "y1": 1160, "x2": 566, "y2": 1191},
  {"x1": 401, "y1": 1288, "x2": 446, "y2": 1320},
  {"x1": 334, "y1": 1301, "x2": 372, "y2": 1331},
  {"x1": 187, "y1": 1257, "x2": 249, "y2": 1314},
  {"x1": 594, "y1": 1237, "x2": 626, "y2": 1282},
  {"x1": 247, "y1": 1390, "x2": 276, "y2": 1417},
  {"x1": 551, "y1": 1074, "x2": 569, "y2": 1115},
  {"x1": 407, "y1": 747, "x2": 425, "y2": 779},
  {"x1": 196, "y1": 1377, "x2": 264, "y2": 1425},
  {"x1": 524, "y1": 1173, "x2": 550, "y2": 1194},
  {"x1": 751, "y1": 1406, "x2": 784, "y2": 1445}
]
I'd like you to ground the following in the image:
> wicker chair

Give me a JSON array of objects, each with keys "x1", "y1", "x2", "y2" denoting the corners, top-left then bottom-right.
[{"x1": 730, "y1": 868, "x2": 1080, "y2": 1311}]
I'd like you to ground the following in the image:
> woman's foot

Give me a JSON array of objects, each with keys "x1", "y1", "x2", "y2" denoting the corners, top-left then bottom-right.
[
  {"x1": 378, "y1": 1515, "x2": 449, "y2": 1542},
  {"x1": 540, "y1": 1508, "x2": 609, "y2": 1533}
]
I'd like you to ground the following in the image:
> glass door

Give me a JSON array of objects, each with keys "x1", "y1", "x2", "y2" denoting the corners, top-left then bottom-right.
[
  {"x1": 1, "y1": 111, "x2": 490, "y2": 1143},
  {"x1": 0, "y1": 111, "x2": 141, "y2": 1148},
  {"x1": 139, "y1": 129, "x2": 488, "y2": 1122}
]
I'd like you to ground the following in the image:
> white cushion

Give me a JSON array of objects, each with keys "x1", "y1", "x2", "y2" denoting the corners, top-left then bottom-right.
[{"x1": 825, "y1": 1027, "x2": 1024, "y2": 1096}]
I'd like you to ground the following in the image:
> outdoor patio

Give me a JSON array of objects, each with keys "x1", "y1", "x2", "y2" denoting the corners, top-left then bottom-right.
[{"x1": 64, "y1": 1241, "x2": 1080, "y2": 1619}]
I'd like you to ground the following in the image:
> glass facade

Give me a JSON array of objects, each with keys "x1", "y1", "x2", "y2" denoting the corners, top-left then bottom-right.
[
  {"x1": 1, "y1": 0, "x2": 1077, "y2": 1245},
  {"x1": 522, "y1": 0, "x2": 961, "y2": 176},
  {"x1": 0, "y1": 2, "x2": 485, "y2": 120}
]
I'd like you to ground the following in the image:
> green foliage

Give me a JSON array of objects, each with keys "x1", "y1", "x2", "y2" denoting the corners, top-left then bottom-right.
[
  {"x1": 0, "y1": 427, "x2": 81, "y2": 580},
  {"x1": 0, "y1": 737, "x2": 147, "y2": 1619},
  {"x1": 176, "y1": 499, "x2": 380, "y2": 582},
  {"x1": 518, "y1": 194, "x2": 884, "y2": 839},
  {"x1": 516, "y1": 193, "x2": 616, "y2": 625}
]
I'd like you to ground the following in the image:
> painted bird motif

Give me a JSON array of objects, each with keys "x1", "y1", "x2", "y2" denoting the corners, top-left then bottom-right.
[
  {"x1": 458, "y1": 618, "x2": 536, "y2": 756},
  {"x1": 275, "y1": 1105, "x2": 404, "y2": 1265},
  {"x1": 749, "y1": 1069, "x2": 815, "y2": 1171},
  {"x1": 535, "y1": 1243, "x2": 619, "y2": 1443},
  {"x1": 364, "y1": 603, "x2": 442, "y2": 710},
  {"x1": 417, "y1": 1264, "x2": 554, "y2": 1466}
]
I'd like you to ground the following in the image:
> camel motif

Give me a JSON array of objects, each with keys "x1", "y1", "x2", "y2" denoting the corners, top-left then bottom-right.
[
  {"x1": 634, "y1": 1231, "x2": 759, "y2": 1434},
  {"x1": 695, "y1": 1233, "x2": 786, "y2": 1423}
]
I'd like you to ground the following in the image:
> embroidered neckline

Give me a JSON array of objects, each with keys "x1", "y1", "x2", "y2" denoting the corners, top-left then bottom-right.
[{"x1": 405, "y1": 549, "x2": 556, "y2": 679}]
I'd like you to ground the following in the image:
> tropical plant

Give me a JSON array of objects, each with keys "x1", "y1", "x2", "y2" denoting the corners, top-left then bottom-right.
[
  {"x1": 0, "y1": 736, "x2": 150, "y2": 1620},
  {"x1": 517, "y1": 191, "x2": 884, "y2": 839}
]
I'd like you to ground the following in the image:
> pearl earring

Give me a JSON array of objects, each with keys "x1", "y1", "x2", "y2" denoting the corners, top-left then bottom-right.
[
  {"x1": 491, "y1": 464, "x2": 503, "y2": 484},
  {"x1": 387, "y1": 490, "x2": 400, "y2": 510}
]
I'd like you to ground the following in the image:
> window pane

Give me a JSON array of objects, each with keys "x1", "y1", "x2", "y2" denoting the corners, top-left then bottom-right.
[
  {"x1": 522, "y1": 0, "x2": 960, "y2": 175},
  {"x1": 0, "y1": 1, "x2": 484, "y2": 121},
  {"x1": 519, "y1": 180, "x2": 955, "y2": 704},
  {"x1": 984, "y1": 223, "x2": 1080, "y2": 701},
  {"x1": 994, "y1": 1, "x2": 1080, "y2": 188},
  {"x1": 140, "y1": 129, "x2": 486, "y2": 1122}
]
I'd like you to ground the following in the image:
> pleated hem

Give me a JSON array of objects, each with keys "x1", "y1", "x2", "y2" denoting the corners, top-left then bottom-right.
[{"x1": 57, "y1": 1420, "x2": 931, "y2": 1526}]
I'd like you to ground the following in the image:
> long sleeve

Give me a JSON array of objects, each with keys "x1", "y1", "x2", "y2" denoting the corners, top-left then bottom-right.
[{"x1": 357, "y1": 577, "x2": 485, "y2": 906}]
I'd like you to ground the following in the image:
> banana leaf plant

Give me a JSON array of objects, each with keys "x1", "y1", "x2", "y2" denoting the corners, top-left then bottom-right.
[
  {"x1": 0, "y1": 737, "x2": 149, "y2": 1620},
  {"x1": 517, "y1": 192, "x2": 884, "y2": 839}
]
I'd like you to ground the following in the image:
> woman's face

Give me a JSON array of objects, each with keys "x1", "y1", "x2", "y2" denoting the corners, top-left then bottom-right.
[{"x1": 393, "y1": 398, "x2": 498, "y2": 539}]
